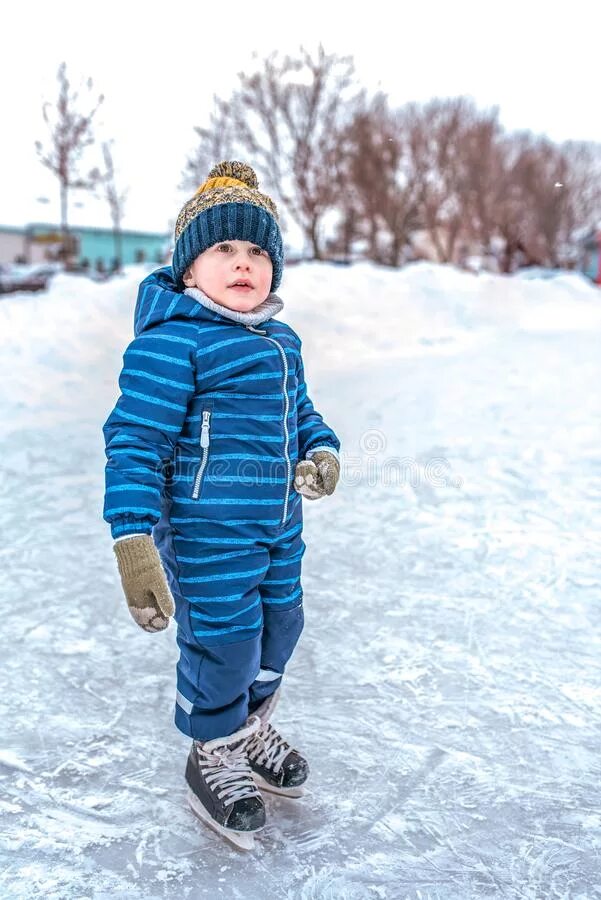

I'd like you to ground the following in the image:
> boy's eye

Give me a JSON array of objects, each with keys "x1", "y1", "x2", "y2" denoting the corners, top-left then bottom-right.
[
  {"x1": 217, "y1": 243, "x2": 232, "y2": 252},
  {"x1": 251, "y1": 247, "x2": 264, "y2": 256}
]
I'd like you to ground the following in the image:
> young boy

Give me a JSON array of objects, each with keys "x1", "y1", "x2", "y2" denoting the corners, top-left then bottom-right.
[{"x1": 102, "y1": 161, "x2": 341, "y2": 849}]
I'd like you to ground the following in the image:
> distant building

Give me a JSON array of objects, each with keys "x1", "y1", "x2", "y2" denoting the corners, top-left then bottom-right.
[
  {"x1": 0, "y1": 223, "x2": 170, "y2": 270},
  {"x1": 578, "y1": 229, "x2": 601, "y2": 284}
]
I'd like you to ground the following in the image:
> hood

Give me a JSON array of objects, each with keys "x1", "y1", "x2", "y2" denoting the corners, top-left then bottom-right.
[{"x1": 133, "y1": 266, "x2": 283, "y2": 336}]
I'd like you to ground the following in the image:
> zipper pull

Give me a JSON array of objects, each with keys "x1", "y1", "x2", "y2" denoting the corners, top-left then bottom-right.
[
  {"x1": 200, "y1": 410, "x2": 211, "y2": 448},
  {"x1": 246, "y1": 324, "x2": 267, "y2": 335}
]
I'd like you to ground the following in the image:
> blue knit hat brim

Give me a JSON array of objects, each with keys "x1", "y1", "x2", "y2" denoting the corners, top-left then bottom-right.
[{"x1": 172, "y1": 202, "x2": 284, "y2": 292}]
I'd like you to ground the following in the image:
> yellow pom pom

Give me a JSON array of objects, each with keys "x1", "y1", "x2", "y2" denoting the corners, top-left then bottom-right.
[{"x1": 208, "y1": 161, "x2": 258, "y2": 190}]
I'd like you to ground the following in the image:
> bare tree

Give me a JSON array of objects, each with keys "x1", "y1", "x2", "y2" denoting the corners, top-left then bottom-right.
[
  {"x1": 490, "y1": 133, "x2": 601, "y2": 271},
  {"x1": 338, "y1": 94, "x2": 421, "y2": 265},
  {"x1": 185, "y1": 45, "x2": 361, "y2": 259},
  {"x1": 402, "y1": 97, "x2": 499, "y2": 263},
  {"x1": 459, "y1": 110, "x2": 504, "y2": 255},
  {"x1": 182, "y1": 96, "x2": 237, "y2": 191},
  {"x1": 487, "y1": 132, "x2": 534, "y2": 272},
  {"x1": 35, "y1": 62, "x2": 104, "y2": 262},
  {"x1": 548, "y1": 140, "x2": 601, "y2": 265},
  {"x1": 517, "y1": 135, "x2": 569, "y2": 267},
  {"x1": 185, "y1": 65, "x2": 601, "y2": 273},
  {"x1": 100, "y1": 141, "x2": 128, "y2": 271}
]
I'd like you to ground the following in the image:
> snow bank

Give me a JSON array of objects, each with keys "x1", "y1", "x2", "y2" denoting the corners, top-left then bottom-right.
[{"x1": 1, "y1": 261, "x2": 599, "y2": 419}]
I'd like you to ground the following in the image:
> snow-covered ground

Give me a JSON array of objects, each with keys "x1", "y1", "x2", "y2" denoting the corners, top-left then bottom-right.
[{"x1": 1, "y1": 261, "x2": 600, "y2": 898}]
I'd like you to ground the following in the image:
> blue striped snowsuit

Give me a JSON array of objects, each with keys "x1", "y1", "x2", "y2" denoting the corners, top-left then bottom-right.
[{"x1": 103, "y1": 267, "x2": 340, "y2": 740}]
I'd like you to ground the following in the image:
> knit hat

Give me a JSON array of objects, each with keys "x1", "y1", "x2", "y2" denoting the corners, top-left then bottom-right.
[{"x1": 172, "y1": 161, "x2": 284, "y2": 292}]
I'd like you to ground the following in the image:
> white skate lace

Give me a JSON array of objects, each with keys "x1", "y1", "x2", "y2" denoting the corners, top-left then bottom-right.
[
  {"x1": 247, "y1": 722, "x2": 292, "y2": 775},
  {"x1": 196, "y1": 720, "x2": 261, "y2": 807}
]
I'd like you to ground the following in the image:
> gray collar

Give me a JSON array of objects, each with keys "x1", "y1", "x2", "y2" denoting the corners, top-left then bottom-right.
[{"x1": 184, "y1": 286, "x2": 284, "y2": 326}]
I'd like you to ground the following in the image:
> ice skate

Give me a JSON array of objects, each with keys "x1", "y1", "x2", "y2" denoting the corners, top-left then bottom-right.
[
  {"x1": 246, "y1": 689, "x2": 309, "y2": 798},
  {"x1": 185, "y1": 715, "x2": 265, "y2": 851}
]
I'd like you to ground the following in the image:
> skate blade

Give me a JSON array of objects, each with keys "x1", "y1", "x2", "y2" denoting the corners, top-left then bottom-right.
[
  {"x1": 186, "y1": 788, "x2": 261, "y2": 851},
  {"x1": 252, "y1": 771, "x2": 306, "y2": 798}
]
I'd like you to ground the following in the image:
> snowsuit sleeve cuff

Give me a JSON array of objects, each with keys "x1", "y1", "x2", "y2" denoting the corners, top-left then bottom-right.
[
  {"x1": 110, "y1": 517, "x2": 155, "y2": 540},
  {"x1": 305, "y1": 445, "x2": 340, "y2": 464}
]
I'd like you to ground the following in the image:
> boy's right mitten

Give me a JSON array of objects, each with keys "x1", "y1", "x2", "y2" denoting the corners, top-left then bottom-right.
[{"x1": 113, "y1": 535, "x2": 175, "y2": 633}]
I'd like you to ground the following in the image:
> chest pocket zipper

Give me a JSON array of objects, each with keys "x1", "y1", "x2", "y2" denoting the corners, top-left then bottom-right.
[{"x1": 192, "y1": 409, "x2": 212, "y2": 499}]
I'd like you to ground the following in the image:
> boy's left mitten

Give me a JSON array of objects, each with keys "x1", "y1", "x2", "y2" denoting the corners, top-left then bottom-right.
[
  {"x1": 113, "y1": 535, "x2": 175, "y2": 633},
  {"x1": 294, "y1": 449, "x2": 340, "y2": 500}
]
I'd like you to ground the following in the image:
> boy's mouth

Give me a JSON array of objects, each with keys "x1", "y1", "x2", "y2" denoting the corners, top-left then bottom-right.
[{"x1": 228, "y1": 279, "x2": 254, "y2": 292}]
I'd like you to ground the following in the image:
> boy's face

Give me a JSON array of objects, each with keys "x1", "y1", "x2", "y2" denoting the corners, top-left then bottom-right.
[{"x1": 182, "y1": 240, "x2": 273, "y2": 311}]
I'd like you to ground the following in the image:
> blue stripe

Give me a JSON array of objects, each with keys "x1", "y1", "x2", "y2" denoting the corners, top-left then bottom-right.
[
  {"x1": 261, "y1": 577, "x2": 299, "y2": 586},
  {"x1": 114, "y1": 466, "x2": 161, "y2": 476},
  {"x1": 193, "y1": 324, "x2": 229, "y2": 336},
  {"x1": 141, "y1": 287, "x2": 162, "y2": 330},
  {"x1": 109, "y1": 447, "x2": 162, "y2": 461},
  {"x1": 187, "y1": 592, "x2": 256, "y2": 603},
  {"x1": 105, "y1": 484, "x2": 161, "y2": 496},
  {"x1": 199, "y1": 453, "x2": 282, "y2": 462},
  {"x1": 192, "y1": 412, "x2": 283, "y2": 422},
  {"x1": 224, "y1": 372, "x2": 282, "y2": 384},
  {"x1": 121, "y1": 388, "x2": 188, "y2": 412},
  {"x1": 190, "y1": 597, "x2": 261, "y2": 623},
  {"x1": 202, "y1": 350, "x2": 278, "y2": 379},
  {"x1": 199, "y1": 335, "x2": 258, "y2": 355},
  {"x1": 105, "y1": 505, "x2": 158, "y2": 517},
  {"x1": 191, "y1": 615, "x2": 263, "y2": 638},
  {"x1": 176, "y1": 548, "x2": 256, "y2": 563},
  {"x1": 178, "y1": 474, "x2": 288, "y2": 485},
  {"x1": 164, "y1": 293, "x2": 184, "y2": 319},
  {"x1": 170, "y1": 517, "x2": 281, "y2": 526},
  {"x1": 208, "y1": 430, "x2": 297, "y2": 442},
  {"x1": 138, "y1": 332, "x2": 197, "y2": 348},
  {"x1": 201, "y1": 391, "x2": 295, "y2": 400},
  {"x1": 174, "y1": 535, "x2": 258, "y2": 545},
  {"x1": 275, "y1": 521, "x2": 304, "y2": 542},
  {"x1": 176, "y1": 497, "x2": 290, "y2": 506},
  {"x1": 112, "y1": 521, "x2": 153, "y2": 537},
  {"x1": 115, "y1": 409, "x2": 181, "y2": 432},
  {"x1": 121, "y1": 369, "x2": 193, "y2": 390},
  {"x1": 269, "y1": 553, "x2": 305, "y2": 567},
  {"x1": 298, "y1": 425, "x2": 332, "y2": 440},
  {"x1": 179, "y1": 564, "x2": 269, "y2": 584},
  {"x1": 262, "y1": 586, "x2": 303, "y2": 606},
  {"x1": 186, "y1": 413, "x2": 284, "y2": 424},
  {"x1": 128, "y1": 349, "x2": 191, "y2": 368},
  {"x1": 134, "y1": 283, "x2": 149, "y2": 327}
]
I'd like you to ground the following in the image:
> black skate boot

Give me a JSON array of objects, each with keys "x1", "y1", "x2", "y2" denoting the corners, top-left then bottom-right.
[
  {"x1": 246, "y1": 688, "x2": 309, "y2": 798},
  {"x1": 185, "y1": 715, "x2": 265, "y2": 850}
]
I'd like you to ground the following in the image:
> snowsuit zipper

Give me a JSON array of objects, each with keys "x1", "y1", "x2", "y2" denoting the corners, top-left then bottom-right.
[
  {"x1": 245, "y1": 324, "x2": 291, "y2": 526},
  {"x1": 192, "y1": 409, "x2": 212, "y2": 499}
]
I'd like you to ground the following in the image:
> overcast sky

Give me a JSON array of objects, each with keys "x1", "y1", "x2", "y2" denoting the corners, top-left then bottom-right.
[{"x1": 2, "y1": 0, "x2": 597, "y2": 241}]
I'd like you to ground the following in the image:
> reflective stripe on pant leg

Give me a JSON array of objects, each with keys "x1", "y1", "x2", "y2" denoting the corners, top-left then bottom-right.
[{"x1": 175, "y1": 631, "x2": 262, "y2": 741}]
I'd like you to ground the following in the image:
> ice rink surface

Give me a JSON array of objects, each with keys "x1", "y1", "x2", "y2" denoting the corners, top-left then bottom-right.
[{"x1": 1, "y1": 263, "x2": 600, "y2": 898}]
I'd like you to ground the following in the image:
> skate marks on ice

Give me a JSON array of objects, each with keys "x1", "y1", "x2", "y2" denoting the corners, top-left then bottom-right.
[
  {"x1": 285, "y1": 340, "x2": 601, "y2": 897},
  {"x1": 2, "y1": 272, "x2": 601, "y2": 896}
]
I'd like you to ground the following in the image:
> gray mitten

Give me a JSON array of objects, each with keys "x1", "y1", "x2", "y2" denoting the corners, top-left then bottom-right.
[
  {"x1": 113, "y1": 535, "x2": 175, "y2": 633},
  {"x1": 294, "y1": 450, "x2": 340, "y2": 500}
]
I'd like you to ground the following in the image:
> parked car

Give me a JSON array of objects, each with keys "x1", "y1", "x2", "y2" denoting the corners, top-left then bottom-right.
[{"x1": 0, "y1": 263, "x2": 61, "y2": 295}]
